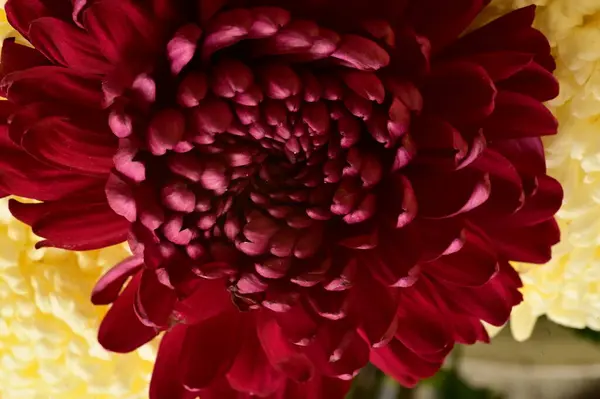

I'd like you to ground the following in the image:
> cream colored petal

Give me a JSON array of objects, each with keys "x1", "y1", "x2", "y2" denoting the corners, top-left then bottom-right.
[
  {"x1": 510, "y1": 302, "x2": 539, "y2": 342},
  {"x1": 0, "y1": 197, "x2": 155, "y2": 399},
  {"x1": 483, "y1": 322, "x2": 505, "y2": 338}
]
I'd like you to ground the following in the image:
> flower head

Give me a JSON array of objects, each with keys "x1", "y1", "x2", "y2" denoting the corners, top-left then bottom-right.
[{"x1": 0, "y1": 0, "x2": 562, "y2": 397}]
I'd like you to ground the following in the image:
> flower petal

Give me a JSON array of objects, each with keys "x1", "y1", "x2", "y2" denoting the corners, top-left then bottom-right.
[
  {"x1": 0, "y1": 39, "x2": 50, "y2": 80},
  {"x1": 21, "y1": 116, "x2": 116, "y2": 175},
  {"x1": 98, "y1": 272, "x2": 160, "y2": 353},
  {"x1": 83, "y1": 0, "x2": 160, "y2": 64},
  {"x1": 422, "y1": 61, "x2": 496, "y2": 125},
  {"x1": 485, "y1": 219, "x2": 560, "y2": 263},
  {"x1": 371, "y1": 338, "x2": 445, "y2": 387},
  {"x1": 411, "y1": 168, "x2": 491, "y2": 218},
  {"x1": 352, "y1": 273, "x2": 398, "y2": 348},
  {"x1": 150, "y1": 324, "x2": 198, "y2": 399},
  {"x1": 226, "y1": 322, "x2": 285, "y2": 396},
  {"x1": 438, "y1": 261, "x2": 522, "y2": 326},
  {"x1": 9, "y1": 195, "x2": 130, "y2": 250},
  {"x1": 172, "y1": 277, "x2": 234, "y2": 325},
  {"x1": 483, "y1": 91, "x2": 557, "y2": 140},
  {"x1": 257, "y1": 313, "x2": 315, "y2": 383},
  {"x1": 92, "y1": 255, "x2": 144, "y2": 305},
  {"x1": 5, "y1": 0, "x2": 71, "y2": 39},
  {"x1": 498, "y1": 63, "x2": 559, "y2": 102},
  {"x1": 135, "y1": 268, "x2": 178, "y2": 329},
  {"x1": 180, "y1": 311, "x2": 243, "y2": 390},
  {"x1": 408, "y1": 0, "x2": 487, "y2": 52},
  {"x1": 395, "y1": 283, "x2": 453, "y2": 354},
  {"x1": 426, "y1": 229, "x2": 498, "y2": 287},
  {"x1": 29, "y1": 17, "x2": 109, "y2": 74},
  {"x1": 2, "y1": 66, "x2": 104, "y2": 108}
]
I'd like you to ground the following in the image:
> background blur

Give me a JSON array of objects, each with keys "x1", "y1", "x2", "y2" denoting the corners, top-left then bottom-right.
[{"x1": 347, "y1": 318, "x2": 600, "y2": 399}]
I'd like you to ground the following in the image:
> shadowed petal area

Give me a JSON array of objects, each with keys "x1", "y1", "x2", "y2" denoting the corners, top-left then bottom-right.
[{"x1": 98, "y1": 272, "x2": 160, "y2": 353}]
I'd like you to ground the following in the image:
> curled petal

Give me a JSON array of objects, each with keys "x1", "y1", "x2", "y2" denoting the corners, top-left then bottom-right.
[
  {"x1": 98, "y1": 272, "x2": 160, "y2": 353},
  {"x1": 92, "y1": 256, "x2": 144, "y2": 305},
  {"x1": 181, "y1": 311, "x2": 244, "y2": 390}
]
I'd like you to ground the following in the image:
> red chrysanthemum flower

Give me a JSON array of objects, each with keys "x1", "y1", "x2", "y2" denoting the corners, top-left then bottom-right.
[{"x1": 0, "y1": 0, "x2": 562, "y2": 397}]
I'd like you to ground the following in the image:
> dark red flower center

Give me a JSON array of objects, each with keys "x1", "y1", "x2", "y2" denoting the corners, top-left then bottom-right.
[{"x1": 105, "y1": 7, "x2": 421, "y2": 311}]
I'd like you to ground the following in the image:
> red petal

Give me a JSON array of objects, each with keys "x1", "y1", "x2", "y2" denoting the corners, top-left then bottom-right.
[
  {"x1": 9, "y1": 196, "x2": 130, "y2": 251},
  {"x1": 342, "y1": 71, "x2": 385, "y2": 104},
  {"x1": 490, "y1": 137, "x2": 546, "y2": 176},
  {"x1": 29, "y1": 17, "x2": 109, "y2": 74},
  {"x1": 273, "y1": 302, "x2": 318, "y2": 346},
  {"x1": 0, "y1": 128, "x2": 101, "y2": 201},
  {"x1": 437, "y1": 261, "x2": 521, "y2": 326},
  {"x1": 307, "y1": 322, "x2": 369, "y2": 380},
  {"x1": 283, "y1": 375, "x2": 351, "y2": 399},
  {"x1": 172, "y1": 277, "x2": 234, "y2": 324},
  {"x1": 21, "y1": 116, "x2": 116, "y2": 175},
  {"x1": 3, "y1": 66, "x2": 104, "y2": 108},
  {"x1": 98, "y1": 272, "x2": 160, "y2": 353},
  {"x1": 352, "y1": 273, "x2": 398, "y2": 348},
  {"x1": 150, "y1": 324, "x2": 198, "y2": 399},
  {"x1": 513, "y1": 175, "x2": 563, "y2": 226},
  {"x1": 181, "y1": 311, "x2": 243, "y2": 390},
  {"x1": 469, "y1": 148, "x2": 524, "y2": 216},
  {"x1": 257, "y1": 313, "x2": 315, "y2": 383},
  {"x1": 0, "y1": 167, "x2": 100, "y2": 202},
  {"x1": 371, "y1": 338, "x2": 445, "y2": 387},
  {"x1": 411, "y1": 168, "x2": 491, "y2": 218},
  {"x1": 135, "y1": 268, "x2": 178, "y2": 329},
  {"x1": 448, "y1": 6, "x2": 554, "y2": 70},
  {"x1": 484, "y1": 91, "x2": 557, "y2": 139},
  {"x1": 197, "y1": 379, "x2": 238, "y2": 399},
  {"x1": 458, "y1": 51, "x2": 533, "y2": 81},
  {"x1": 83, "y1": 0, "x2": 158, "y2": 64},
  {"x1": 331, "y1": 34, "x2": 389, "y2": 71},
  {"x1": 485, "y1": 219, "x2": 560, "y2": 263},
  {"x1": 422, "y1": 61, "x2": 496, "y2": 125},
  {"x1": 226, "y1": 322, "x2": 285, "y2": 396},
  {"x1": 106, "y1": 172, "x2": 137, "y2": 222},
  {"x1": 426, "y1": 229, "x2": 498, "y2": 287},
  {"x1": 0, "y1": 39, "x2": 49, "y2": 80},
  {"x1": 408, "y1": 0, "x2": 487, "y2": 52},
  {"x1": 411, "y1": 116, "x2": 468, "y2": 170},
  {"x1": 395, "y1": 283, "x2": 453, "y2": 354},
  {"x1": 168, "y1": 24, "x2": 203, "y2": 75},
  {"x1": 418, "y1": 218, "x2": 465, "y2": 262},
  {"x1": 369, "y1": 225, "x2": 422, "y2": 287},
  {"x1": 92, "y1": 256, "x2": 143, "y2": 305},
  {"x1": 201, "y1": 9, "x2": 253, "y2": 59},
  {"x1": 5, "y1": 0, "x2": 71, "y2": 39},
  {"x1": 498, "y1": 63, "x2": 559, "y2": 102},
  {"x1": 450, "y1": 314, "x2": 489, "y2": 345}
]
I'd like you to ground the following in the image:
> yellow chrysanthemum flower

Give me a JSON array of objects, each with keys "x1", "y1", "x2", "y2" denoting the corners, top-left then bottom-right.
[
  {"x1": 481, "y1": 0, "x2": 600, "y2": 341},
  {"x1": 0, "y1": 198, "x2": 156, "y2": 399}
]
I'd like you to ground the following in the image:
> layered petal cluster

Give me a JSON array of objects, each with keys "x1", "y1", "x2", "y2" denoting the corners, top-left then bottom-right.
[
  {"x1": 481, "y1": 0, "x2": 600, "y2": 341},
  {"x1": 0, "y1": 0, "x2": 562, "y2": 397},
  {"x1": 0, "y1": 198, "x2": 156, "y2": 399}
]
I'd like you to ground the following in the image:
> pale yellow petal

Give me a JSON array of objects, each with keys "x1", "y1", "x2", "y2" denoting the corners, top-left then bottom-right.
[
  {"x1": 0, "y1": 197, "x2": 154, "y2": 399},
  {"x1": 509, "y1": 302, "x2": 539, "y2": 342}
]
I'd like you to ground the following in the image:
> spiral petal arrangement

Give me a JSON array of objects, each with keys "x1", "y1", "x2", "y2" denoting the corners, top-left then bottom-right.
[{"x1": 0, "y1": 1, "x2": 561, "y2": 397}]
